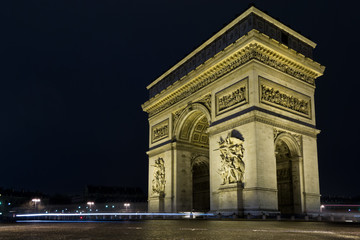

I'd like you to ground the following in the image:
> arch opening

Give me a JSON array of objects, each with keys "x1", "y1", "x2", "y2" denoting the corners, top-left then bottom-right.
[
  {"x1": 275, "y1": 137, "x2": 302, "y2": 215},
  {"x1": 192, "y1": 157, "x2": 210, "y2": 212},
  {"x1": 177, "y1": 109, "x2": 210, "y2": 212}
]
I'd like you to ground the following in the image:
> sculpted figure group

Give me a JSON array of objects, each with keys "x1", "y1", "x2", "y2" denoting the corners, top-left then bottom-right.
[
  {"x1": 218, "y1": 132, "x2": 245, "y2": 185},
  {"x1": 152, "y1": 158, "x2": 166, "y2": 195}
]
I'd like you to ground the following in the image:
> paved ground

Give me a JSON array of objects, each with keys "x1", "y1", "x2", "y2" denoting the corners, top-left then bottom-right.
[{"x1": 0, "y1": 220, "x2": 359, "y2": 240}]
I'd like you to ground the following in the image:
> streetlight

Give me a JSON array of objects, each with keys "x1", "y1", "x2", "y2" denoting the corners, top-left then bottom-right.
[
  {"x1": 320, "y1": 205, "x2": 325, "y2": 213},
  {"x1": 87, "y1": 202, "x2": 94, "y2": 211},
  {"x1": 32, "y1": 198, "x2": 41, "y2": 212},
  {"x1": 124, "y1": 203, "x2": 130, "y2": 212}
]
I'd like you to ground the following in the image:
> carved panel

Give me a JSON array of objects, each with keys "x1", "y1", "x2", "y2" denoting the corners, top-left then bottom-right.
[
  {"x1": 215, "y1": 78, "x2": 248, "y2": 116},
  {"x1": 151, "y1": 119, "x2": 169, "y2": 143},
  {"x1": 151, "y1": 157, "x2": 165, "y2": 195},
  {"x1": 259, "y1": 77, "x2": 311, "y2": 118},
  {"x1": 216, "y1": 130, "x2": 245, "y2": 185}
]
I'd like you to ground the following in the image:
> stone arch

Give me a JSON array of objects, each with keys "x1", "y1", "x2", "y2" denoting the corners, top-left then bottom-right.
[
  {"x1": 191, "y1": 154, "x2": 209, "y2": 169},
  {"x1": 174, "y1": 104, "x2": 211, "y2": 212},
  {"x1": 173, "y1": 102, "x2": 211, "y2": 139},
  {"x1": 175, "y1": 103, "x2": 211, "y2": 147},
  {"x1": 274, "y1": 132, "x2": 303, "y2": 215},
  {"x1": 274, "y1": 132, "x2": 301, "y2": 158}
]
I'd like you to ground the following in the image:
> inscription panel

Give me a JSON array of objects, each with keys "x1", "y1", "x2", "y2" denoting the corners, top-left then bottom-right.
[
  {"x1": 215, "y1": 77, "x2": 248, "y2": 116},
  {"x1": 259, "y1": 77, "x2": 311, "y2": 118},
  {"x1": 151, "y1": 119, "x2": 169, "y2": 143}
]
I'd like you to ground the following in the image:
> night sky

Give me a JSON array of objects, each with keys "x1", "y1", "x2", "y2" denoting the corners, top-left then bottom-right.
[{"x1": 1, "y1": 0, "x2": 359, "y2": 197}]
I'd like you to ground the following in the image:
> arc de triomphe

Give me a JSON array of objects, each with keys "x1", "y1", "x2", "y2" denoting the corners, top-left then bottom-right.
[{"x1": 142, "y1": 6, "x2": 325, "y2": 215}]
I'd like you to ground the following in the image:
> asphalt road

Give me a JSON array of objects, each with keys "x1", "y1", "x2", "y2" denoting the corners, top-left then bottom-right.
[{"x1": 0, "y1": 220, "x2": 359, "y2": 240}]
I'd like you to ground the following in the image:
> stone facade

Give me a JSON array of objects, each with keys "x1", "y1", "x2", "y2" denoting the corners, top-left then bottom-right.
[{"x1": 142, "y1": 7, "x2": 325, "y2": 215}]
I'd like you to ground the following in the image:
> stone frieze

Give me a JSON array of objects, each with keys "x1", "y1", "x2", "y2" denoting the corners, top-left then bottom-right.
[
  {"x1": 216, "y1": 78, "x2": 248, "y2": 116},
  {"x1": 151, "y1": 119, "x2": 169, "y2": 143},
  {"x1": 147, "y1": 44, "x2": 316, "y2": 117},
  {"x1": 260, "y1": 77, "x2": 311, "y2": 118}
]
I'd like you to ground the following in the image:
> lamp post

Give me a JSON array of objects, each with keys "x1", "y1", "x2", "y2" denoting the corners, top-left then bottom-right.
[
  {"x1": 124, "y1": 203, "x2": 130, "y2": 212},
  {"x1": 32, "y1": 198, "x2": 41, "y2": 212},
  {"x1": 87, "y1": 202, "x2": 94, "y2": 211}
]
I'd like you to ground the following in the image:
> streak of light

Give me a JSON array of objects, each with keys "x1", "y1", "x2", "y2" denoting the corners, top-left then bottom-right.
[{"x1": 16, "y1": 212, "x2": 214, "y2": 217}]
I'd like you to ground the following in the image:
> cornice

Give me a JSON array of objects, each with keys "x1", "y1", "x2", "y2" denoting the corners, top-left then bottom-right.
[
  {"x1": 207, "y1": 109, "x2": 320, "y2": 138},
  {"x1": 146, "y1": 6, "x2": 317, "y2": 91},
  {"x1": 142, "y1": 31, "x2": 324, "y2": 118}
]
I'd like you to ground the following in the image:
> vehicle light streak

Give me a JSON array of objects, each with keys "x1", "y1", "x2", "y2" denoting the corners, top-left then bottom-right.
[{"x1": 16, "y1": 212, "x2": 214, "y2": 217}]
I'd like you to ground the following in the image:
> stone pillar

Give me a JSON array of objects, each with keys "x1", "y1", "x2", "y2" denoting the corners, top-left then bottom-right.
[
  {"x1": 149, "y1": 193, "x2": 165, "y2": 212},
  {"x1": 217, "y1": 183, "x2": 244, "y2": 215}
]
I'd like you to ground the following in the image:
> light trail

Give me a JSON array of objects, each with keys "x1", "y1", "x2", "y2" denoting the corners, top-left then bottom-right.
[
  {"x1": 323, "y1": 204, "x2": 360, "y2": 207},
  {"x1": 16, "y1": 212, "x2": 214, "y2": 218}
]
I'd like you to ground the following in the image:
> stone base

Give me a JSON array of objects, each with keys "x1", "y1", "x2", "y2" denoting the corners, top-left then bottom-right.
[
  {"x1": 217, "y1": 183, "x2": 244, "y2": 216},
  {"x1": 148, "y1": 193, "x2": 165, "y2": 212}
]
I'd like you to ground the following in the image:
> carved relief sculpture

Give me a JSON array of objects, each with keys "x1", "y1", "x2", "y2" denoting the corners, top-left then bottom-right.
[
  {"x1": 216, "y1": 78, "x2": 248, "y2": 115},
  {"x1": 152, "y1": 158, "x2": 166, "y2": 195},
  {"x1": 259, "y1": 77, "x2": 312, "y2": 118},
  {"x1": 217, "y1": 132, "x2": 245, "y2": 184},
  {"x1": 218, "y1": 87, "x2": 246, "y2": 112},
  {"x1": 151, "y1": 119, "x2": 169, "y2": 143},
  {"x1": 261, "y1": 85, "x2": 309, "y2": 116}
]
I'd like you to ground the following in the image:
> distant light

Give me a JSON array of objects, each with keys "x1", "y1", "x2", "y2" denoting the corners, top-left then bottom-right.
[
  {"x1": 8, "y1": 203, "x2": 11, "y2": 206},
  {"x1": 87, "y1": 202, "x2": 94, "y2": 206},
  {"x1": 78, "y1": 206, "x2": 81, "y2": 209},
  {"x1": 112, "y1": 205, "x2": 115, "y2": 208},
  {"x1": 0, "y1": 201, "x2": 2, "y2": 205},
  {"x1": 32, "y1": 199, "x2": 41, "y2": 203},
  {"x1": 0, "y1": 212, "x2": 2, "y2": 215},
  {"x1": 105, "y1": 205, "x2": 108, "y2": 208},
  {"x1": 124, "y1": 203, "x2": 130, "y2": 207},
  {"x1": 320, "y1": 205, "x2": 325, "y2": 209},
  {"x1": 348, "y1": 209, "x2": 351, "y2": 212}
]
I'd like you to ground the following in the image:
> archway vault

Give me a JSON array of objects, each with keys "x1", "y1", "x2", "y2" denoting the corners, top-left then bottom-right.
[{"x1": 175, "y1": 103, "x2": 211, "y2": 147}]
